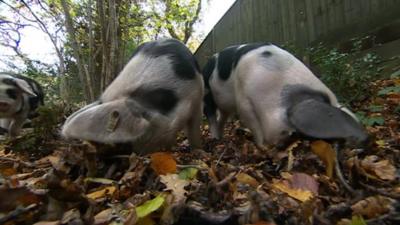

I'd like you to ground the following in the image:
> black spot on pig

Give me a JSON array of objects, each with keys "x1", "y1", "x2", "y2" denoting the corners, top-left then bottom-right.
[
  {"x1": 6, "y1": 89, "x2": 17, "y2": 99},
  {"x1": 262, "y1": 51, "x2": 272, "y2": 57},
  {"x1": 131, "y1": 87, "x2": 178, "y2": 115},
  {"x1": 2, "y1": 78, "x2": 16, "y2": 86},
  {"x1": 217, "y1": 45, "x2": 239, "y2": 80},
  {"x1": 133, "y1": 39, "x2": 199, "y2": 80},
  {"x1": 232, "y1": 42, "x2": 271, "y2": 68}
]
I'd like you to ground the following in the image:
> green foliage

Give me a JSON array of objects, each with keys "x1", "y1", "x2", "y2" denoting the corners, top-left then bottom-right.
[
  {"x1": 355, "y1": 111, "x2": 385, "y2": 126},
  {"x1": 5, "y1": 102, "x2": 69, "y2": 156},
  {"x1": 308, "y1": 40, "x2": 383, "y2": 104},
  {"x1": 377, "y1": 86, "x2": 400, "y2": 96}
]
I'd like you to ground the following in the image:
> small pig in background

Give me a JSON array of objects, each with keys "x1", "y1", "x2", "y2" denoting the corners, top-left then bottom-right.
[
  {"x1": 203, "y1": 43, "x2": 368, "y2": 147},
  {"x1": 62, "y1": 38, "x2": 204, "y2": 153},
  {"x1": 0, "y1": 72, "x2": 44, "y2": 137}
]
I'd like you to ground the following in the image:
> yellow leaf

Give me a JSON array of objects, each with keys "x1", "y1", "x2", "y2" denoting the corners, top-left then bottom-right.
[
  {"x1": 135, "y1": 195, "x2": 165, "y2": 218},
  {"x1": 150, "y1": 152, "x2": 177, "y2": 175},
  {"x1": 86, "y1": 186, "x2": 116, "y2": 200},
  {"x1": 272, "y1": 181, "x2": 313, "y2": 202},
  {"x1": 311, "y1": 140, "x2": 336, "y2": 178},
  {"x1": 236, "y1": 173, "x2": 259, "y2": 187},
  {"x1": 286, "y1": 140, "x2": 301, "y2": 171},
  {"x1": 375, "y1": 140, "x2": 385, "y2": 148}
]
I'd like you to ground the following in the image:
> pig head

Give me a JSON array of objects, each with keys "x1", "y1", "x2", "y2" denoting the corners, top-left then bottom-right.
[
  {"x1": 62, "y1": 39, "x2": 204, "y2": 152},
  {"x1": 0, "y1": 72, "x2": 44, "y2": 137}
]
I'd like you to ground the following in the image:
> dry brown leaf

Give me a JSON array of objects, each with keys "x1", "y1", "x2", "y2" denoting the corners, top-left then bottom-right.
[
  {"x1": 311, "y1": 140, "x2": 336, "y2": 178},
  {"x1": 160, "y1": 174, "x2": 188, "y2": 203},
  {"x1": 150, "y1": 152, "x2": 177, "y2": 175},
  {"x1": 93, "y1": 208, "x2": 113, "y2": 225},
  {"x1": 272, "y1": 180, "x2": 313, "y2": 202},
  {"x1": 33, "y1": 221, "x2": 61, "y2": 225},
  {"x1": 86, "y1": 186, "x2": 116, "y2": 200},
  {"x1": 0, "y1": 167, "x2": 17, "y2": 176},
  {"x1": 286, "y1": 140, "x2": 301, "y2": 171},
  {"x1": 290, "y1": 173, "x2": 319, "y2": 195},
  {"x1": 351, "y1": 195, "x2": 395, "y2": 219},
  {"x1": 236, "y1": 173, "x2": 259, "y2": 187},
  {"x1": 247, "y1": 221, "x2": 277, "y2": 225},
  {"x1": 360, "y1": 156, "x2": 396, "y2": 181}
]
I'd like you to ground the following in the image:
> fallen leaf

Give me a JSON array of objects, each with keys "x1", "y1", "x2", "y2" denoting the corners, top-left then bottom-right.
[
  {"x1": 85, "y1": 177, "x2": 116, "y2": 185},
  {"x1": 247, "y1": 221, "x2": 276, "y2": 225},
  {"x1": 160, "y1": 174, "x2": 189, "y2": 202},
  {"x1": 136, "y1": 216, "x2": 156, "y2": 225},
  {"x1": 86, "y1": 186, "x2": 116, "y2": 200},
  {"x1": 290, "y1": 173, "x2": 319, "y2": 195},
  {"x1": 236, "y1": 173, "x2": 259, "y2": 187},
  {"x1": 311, "y1": 140, "x2": 336, "y2": 178},
  {"x1": 360, "y1": 156, "x2": 396, "y2": 181},
  {"x1": 272, "y1": 180, "x2": 313, "y2": 202},
  {"x1": 150, "y1": 152, "x2": 177, "y2": 175},
  {"x1": 286, "y1": 140, "x2": 301, "y2": 171},
  {"x1": 93, "y1": 208, "x2": 113, "y2": 225},
  {"x1": 178, "y1": 167, "x2": 198, "y2": 180},
  {"x1": 33, "y1": 221, "x2": 61, "y2": 225},
  {"x1": 0, "y1": 167, "x2": 17, "y2": 176},
  {"x1": 135, "y1": 195, "x2": 165, "y2": 218},
  {"x1": 351, "y1": 195, "x2": 394, "y2": 219}
]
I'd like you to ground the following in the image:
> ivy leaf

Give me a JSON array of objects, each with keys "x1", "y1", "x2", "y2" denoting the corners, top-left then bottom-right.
[
  {"x1": 178, "y1": 167, "x2": 198, "y2": 180},
  {"x1": 135, "y1": 195, "x2": 165, "y2": 218}
]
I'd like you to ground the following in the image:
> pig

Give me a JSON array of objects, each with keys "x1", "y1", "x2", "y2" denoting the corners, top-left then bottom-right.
[
  {"x1": 0, "y1": 72, "x2": 44, "y2": 137},
  {"x1": 62, "y1": 38, "x2": 204, "y2": 153},
  {"x1": 202, "y1": 43, "x2": 368, "y2": 147}
]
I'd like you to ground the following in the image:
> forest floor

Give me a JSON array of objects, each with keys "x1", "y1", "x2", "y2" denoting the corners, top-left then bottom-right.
[{"x1": 0, "y1": 76, "x2": 399, "y2": 225}]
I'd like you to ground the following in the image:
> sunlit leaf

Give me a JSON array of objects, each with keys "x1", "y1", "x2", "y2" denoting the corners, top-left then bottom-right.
[
  {"x1": 86, "y1": 186, "x2": 116, "y2": 200},
  {"x1": 236, "y1": 172, "x2": 259, "y2": 187},
  {"x1": 311, "y1": 140, "x2": 335, "y2": 178},
  {"x1": 178, "y1": 167, "x2": 198, "y2": 180},
  {"x1": 349, "y1": 215, "x2": 367, "y2": 225},
  {"x1": 84, "y1": 177, "x2": 116, "y2": 185},
  {"x1": 272, "y1": 180, "x2": 313, "y2": 202},
  {"x1": 135, "y1": 195, "x2": 165, "y2": 218}
]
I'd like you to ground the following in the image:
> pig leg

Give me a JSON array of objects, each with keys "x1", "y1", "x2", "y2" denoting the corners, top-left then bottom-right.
[
  {"x1": 216, "y1": 110, "x2": 230, "y2": 139},
  {"x1": 185, "y1": 104, "x2": 202, "y2": 149},
  {"x1": 208, "y1": 114, "x2": 220, "y2": 139},
  {"x1": 8, "y1": 113, "x2": 28, "y2": 137},
  {"x1": 237, "y1": 98, "x2": 264, "y2": 147},
  {"x1": 0, "y1": 119, "x2": 11, "y2": 134}
]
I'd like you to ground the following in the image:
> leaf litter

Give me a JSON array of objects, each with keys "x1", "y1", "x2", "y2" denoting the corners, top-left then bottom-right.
[{"x1": 0, "y1": 78, "x2": 399, "y2": 225}]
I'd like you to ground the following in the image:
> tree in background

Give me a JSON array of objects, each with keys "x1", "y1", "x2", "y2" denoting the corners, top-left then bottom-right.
[{"x1": 0, "y1": 0, "x2": 204, "y2": 103}]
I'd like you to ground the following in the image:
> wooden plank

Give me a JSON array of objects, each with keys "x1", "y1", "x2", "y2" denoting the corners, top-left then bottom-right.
[{"x1": 305, "y1": 0, "x2": 316, "y2": 43}]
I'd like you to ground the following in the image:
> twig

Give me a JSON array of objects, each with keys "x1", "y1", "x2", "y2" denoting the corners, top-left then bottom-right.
[
  {"x1": 333, "y1": 143, "x2": 357, "y2": 196},
  {"x1": 216, "y1": 172, "x2": 237, "y2": 187},
  {"x1": 359, "y1": 182, "x2": 400, "y2": 200},
  {"x1": 0, "y1": 156, "x2": 34, "y2": 168},
  {"x1": 0, "y1": 204, "x2": 38, "y2": 224},
  {"x1": 177, "y1": 164, "x2": 203, "y2": 170}
]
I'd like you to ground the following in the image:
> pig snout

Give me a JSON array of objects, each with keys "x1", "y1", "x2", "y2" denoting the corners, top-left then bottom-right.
[{"x1": 0, "y1": 102, "x2": 11, "y2": 112}]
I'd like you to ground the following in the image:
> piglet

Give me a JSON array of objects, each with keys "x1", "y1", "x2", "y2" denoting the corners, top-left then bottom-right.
[
  {"x1": 62, "y1": 39, "x2": 204, "y2": 153},
  {"x1": 0, "y1": 72, "x2": 44, "y2": 137},
  {"x1": 202, "y1": 43, "x2": 368, "y2": 147}
]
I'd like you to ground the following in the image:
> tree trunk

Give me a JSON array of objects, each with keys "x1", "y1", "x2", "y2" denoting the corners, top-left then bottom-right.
[{"x1": 61, "y1": 0, "x2": 94, "y2": 102}]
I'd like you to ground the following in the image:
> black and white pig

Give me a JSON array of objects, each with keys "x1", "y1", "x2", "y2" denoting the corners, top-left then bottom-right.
[
  {"x1": 62, "y1": 39, "x2": 204, "y2": 152},
  {"x1": 203, "y1": 43, "x2": 368, "y2": 147},
  {"x1": 0, "y1": 72, "x2": 44, "y2": 137}
]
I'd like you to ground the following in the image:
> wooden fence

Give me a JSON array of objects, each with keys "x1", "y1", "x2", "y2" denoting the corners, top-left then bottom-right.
[{"x1": 195, "y1": 0, "x2": 400, "y2": 66}]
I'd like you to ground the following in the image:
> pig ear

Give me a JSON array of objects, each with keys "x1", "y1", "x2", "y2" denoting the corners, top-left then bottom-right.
[
  {"x1": 14, "y1": 78, "x2": 36, "y2": 96},
  {"x1": 62, "y1": 99, "x2": 150, "y2": 143},
  {"x1": 287, "y1": 99, "x2": 366, "y2": 140}
]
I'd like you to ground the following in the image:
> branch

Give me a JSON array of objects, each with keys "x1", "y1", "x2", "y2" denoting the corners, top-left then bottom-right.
[{"x1": 183, "y1": 0, "x2": 202, "y2": 43}]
